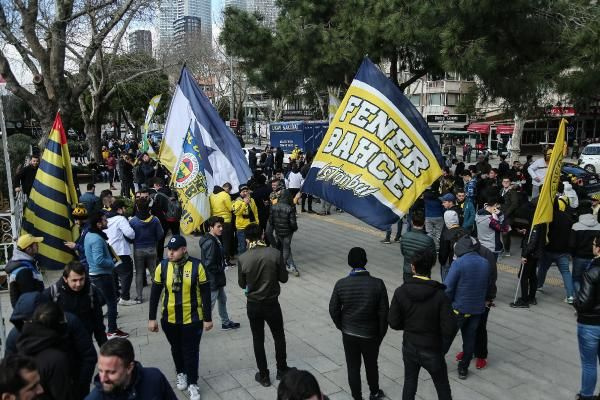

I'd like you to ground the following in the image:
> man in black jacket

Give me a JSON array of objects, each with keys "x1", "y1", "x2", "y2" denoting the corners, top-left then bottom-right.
[
  {"x1": 537, "y1": 201, "x2": 575, "y2": 302},
  {"x1": 42, "y1": 261, "x2": 107, "y2": 346},
  {"x1": 329, "y1": 247, "x2": 388, "y2": 400},
  {"x1": 573, "y1": 233, "x2": 600, "y2": 400},
  {"x1": 238, "y1": 224, "x2": 291, "y2": 387},
  {"x1": 500, "y1": 177, "x2": 520, "y2": 256},
  {"x1": 14, "y1": 155, "x2": 39, "y2": 196},
  {"x1": 267, "y1": 190, "x2": 299, "y2": 276},
  {"x1": 389, "y1": 249, "x2": 455, "y2": 400},
  {"x1": 16, "y1": 302, "x2": 78, "y2": 400},
  {"x1": 199, "y1": 216, "x2": 240, "y2": 331}
]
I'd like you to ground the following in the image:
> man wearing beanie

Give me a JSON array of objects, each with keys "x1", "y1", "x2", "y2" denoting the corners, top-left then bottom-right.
[{"x1": 329, "y1": 247, "x2": 388, "y2": 400}]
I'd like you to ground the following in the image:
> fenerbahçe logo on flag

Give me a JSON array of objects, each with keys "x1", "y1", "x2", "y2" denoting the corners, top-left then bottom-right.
[{"x1": 302, "y1": 58, "x2": 444, "y2": 230}]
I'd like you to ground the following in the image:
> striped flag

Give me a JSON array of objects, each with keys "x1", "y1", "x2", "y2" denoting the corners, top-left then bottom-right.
[
  {"x1": 21, "y1": 113, "x2": 78, "y2": 270},
  {"x1": 141, "y1": 94, "x2": 161, "y2": 158}
]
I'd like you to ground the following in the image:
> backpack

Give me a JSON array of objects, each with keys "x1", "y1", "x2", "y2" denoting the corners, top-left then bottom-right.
[
  {"x1": 512, "y1": 191, "x2": 534, "y2": 231},
  {"x1": 156, "y1": 191, "x2": 183, "y2": 222},
  {"x1": 49, "y1": 281, "x2": 96, "y2": 308}
]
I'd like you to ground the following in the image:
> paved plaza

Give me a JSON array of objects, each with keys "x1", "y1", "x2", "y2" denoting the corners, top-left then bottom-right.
[{"x1": 1, "y1": 184, "x2": 582, "y2": 400}]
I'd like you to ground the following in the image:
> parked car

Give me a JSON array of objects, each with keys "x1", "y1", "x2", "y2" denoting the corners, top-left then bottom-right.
[
  {"x1": 578, "y1": 143, "x2": 600, "y2": 173},
  {"x1": 562, "y1": 162, "x2": 600, "y2": 200}
]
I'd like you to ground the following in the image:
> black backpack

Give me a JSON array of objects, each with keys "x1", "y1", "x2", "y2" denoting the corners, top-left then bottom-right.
[{"x1": 156, "y1": 191, "x2": 183, "y2": 222}]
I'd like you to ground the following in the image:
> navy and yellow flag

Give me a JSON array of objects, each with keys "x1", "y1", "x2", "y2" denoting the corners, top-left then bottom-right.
[
  {"x1": 172, "y1": 124, "x2": 211, "y2": 234},
  {"x1": 22, "y1": 113, "x2": 78, "y2": 270},
  {"x1": 531, "y1": 118, "x2": 567, "y2": 226},
  {"x1": 302, "y1": 58, "x2": 444, "y2": 230}
]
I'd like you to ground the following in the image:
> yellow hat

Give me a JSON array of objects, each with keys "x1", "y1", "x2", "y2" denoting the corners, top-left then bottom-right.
[
  {"x1": 72, "y1": 203, "x2": 88, "y2": 219},
  {"x1": 17, "y1": 234, "x2": 43, "y2": 250}
]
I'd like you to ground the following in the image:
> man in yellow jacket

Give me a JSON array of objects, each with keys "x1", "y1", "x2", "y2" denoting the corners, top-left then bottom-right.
[
  {"x1": 210, "y1": 183, "x2": 234, "y2": 265},
  {"x1": 232, "y1": 184, "x2": 259, "y2": 255}
]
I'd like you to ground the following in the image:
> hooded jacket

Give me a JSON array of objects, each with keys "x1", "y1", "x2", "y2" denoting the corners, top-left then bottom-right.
[
  {"x1": 17, "y1": 321, "x2": 76, "y2": 400},
  {"x1": 105, "y1": 212, "x2": 135, "y2": 256},
  {"x1": 43, "y1": 277, "x2": 107, "y2": 346},
  {"x1": 438, "y1": 225, "x2": 466, "y2": 266},
  {"x1": 232, "y1": 196, "x2": 260, "y2": 230},
  {"x1": 199, "y1": 233, "x2": 226, "y2": 290},
  {"x1": 444, "y1": 236, "x2": 491, "y2": 315},
  {"x1": 521, "y1": 223, "x2": 546, "y2": 260},
  {"x1": 267, "y1": 190, "x2": 298, "y2": 238},
  {"x1": 6, "y1": 293, "x2": 97, "y2": 398},
  {"x1": 5, "y1": 248, "x2": 44, "y2": 307},
  {"x1": 388, "y1": 277, "x2": 456, "y2": 351},
  {"x1": 570, "y1": 214, "x2": 600, "y2": 259},
  {"x1": 575, "y1": 258, "x2": 600, "y2": 325},
  {"x1": 85, "y1": 362, "x2": 177, "y2": 400},
  {"x1": 209, "y1": 187, "x2": 233, "y2": 223},
  {"x1": 475, "y1": 209, "x2": 507, "y2": 253},
  {"x1": 329, "y1": 269, "x2": 389, "y2": 340},
  {"x1": 459, "y1": 198, "x2": 476, "y2": 231},
  {"x1": 129, "y1": 214, "x2": 164, "y2": 249}
]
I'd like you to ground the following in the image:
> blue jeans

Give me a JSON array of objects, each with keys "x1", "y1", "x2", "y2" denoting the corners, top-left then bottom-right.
[
  {"x1": 573, "y1": 258, "x2": 593, "y2": 294},
  {"x1": 211, "y1": 287, "x2": 230, "y2": 324},
  {"x1": 537, "y1": 251, "x2": 574, "y2": 298},
  {"x1": 237, "y1": 230, "x2": 247, "y2": 255},
  {"x1": 90, "y1": 274, "x2": 118, "y2": 332},
  {"x1": 578, "y1": 323, "x2": 600, "y2": 397},
  {"x1": 444, "y1": 313, "x2": 481, "y2": 370}
]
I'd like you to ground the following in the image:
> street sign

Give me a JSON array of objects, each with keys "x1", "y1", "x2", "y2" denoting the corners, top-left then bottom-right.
[{"x1": 426, "y1": 114, "x2": 467, "y2": 123}]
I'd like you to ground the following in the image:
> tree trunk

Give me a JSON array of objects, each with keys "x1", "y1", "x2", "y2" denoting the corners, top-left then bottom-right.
[
  {"x1": 389, "y1": 51, "x2": 399, "y2": 88},
  {"x1": 85, "y1": 117, "x2": 103, "y2": 162},
  {"x1": 509, "y1": 114, "x2": 524, "y2": 163}
]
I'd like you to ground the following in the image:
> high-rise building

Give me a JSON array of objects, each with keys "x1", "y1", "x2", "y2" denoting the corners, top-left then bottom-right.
[
  {"x1": 128, "y1": 30, "x2": 153, "y2": 55},
  {"x1": 159, "y1": 0, "x2": 211, "y2": 50},
  {"x1": 224, "y1": 0, "x2": 247, "y2": 9},
  {"x1": 173, "y1": 16, "x2": 202, "y2": 48},
  {"x1": 248, "y1": 0, "x2": 278, "y2": 27}
]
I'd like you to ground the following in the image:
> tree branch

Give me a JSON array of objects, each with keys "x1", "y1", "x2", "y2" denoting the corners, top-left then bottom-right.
[
  {"x1": 0, "y1": 4, "x2": 41, "y2": 76},
  {"x1": 399, "y1": 70, "x2": 427, "y2": 91},
  {"x1": 0, "y1": 50, "x2": 41, "y2": 113},
  {"x1": 102, "y1": 66, "x2": 163, "y2": 104}
]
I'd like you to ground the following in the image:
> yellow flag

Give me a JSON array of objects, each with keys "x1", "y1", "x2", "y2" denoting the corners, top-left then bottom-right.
[{"x1": 531, "y1": 118, "x2": 567, "y2": 226}]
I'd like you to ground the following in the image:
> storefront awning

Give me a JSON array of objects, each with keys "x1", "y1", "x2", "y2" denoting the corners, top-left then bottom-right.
[
  {"x1": 496, "y1": 124, "x2": 514, "y2": 135},
  {"x1": 466, "y1": 123, "x2": 490, "y2": 134}
]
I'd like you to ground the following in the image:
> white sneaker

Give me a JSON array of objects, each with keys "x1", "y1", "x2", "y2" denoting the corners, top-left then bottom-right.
[
  {"x1": 176, "y1": 373, "x2": 188, "y2": 390},
  {"x1": 118, "y1": 298, "x2": 137, "y2": 306},
  {"x1": 188, "y1": 384, "x2": 201, "y2": 400}
]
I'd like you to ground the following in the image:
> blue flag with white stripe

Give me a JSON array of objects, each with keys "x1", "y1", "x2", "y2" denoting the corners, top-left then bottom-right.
[{"x1": 160, "y1": 67, "x2": 252, "y2": 192}]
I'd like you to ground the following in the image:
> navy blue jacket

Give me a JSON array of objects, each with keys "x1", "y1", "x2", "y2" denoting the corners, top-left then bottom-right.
[
  {"x1": 85, "y1": 362, "x2": 177, "y2": 400},
  {"x1": 444, "y1": 236, "x2": 491, "y2": 315}
]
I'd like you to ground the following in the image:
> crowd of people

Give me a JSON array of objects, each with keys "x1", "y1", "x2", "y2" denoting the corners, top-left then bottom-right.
[{"x1": 5, "y1": 140, "x2": 600, "y2": 400}]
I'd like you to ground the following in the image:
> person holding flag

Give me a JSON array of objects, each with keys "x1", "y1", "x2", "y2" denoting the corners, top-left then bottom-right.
[{"x1": 512, "y1": 119, "x2": 568, "y2": 306}]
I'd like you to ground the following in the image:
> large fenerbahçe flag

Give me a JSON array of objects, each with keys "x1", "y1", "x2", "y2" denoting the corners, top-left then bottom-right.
[
  {"x1": 302, "y1": 58, "x2": 444, "y2": 230},
  {"x1": 159, "y1": 67, "x2": 251, "y2": 191}
]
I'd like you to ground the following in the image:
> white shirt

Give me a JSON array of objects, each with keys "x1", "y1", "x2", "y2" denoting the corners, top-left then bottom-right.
[
  {"x1": 104, "y1": 214, "x2": 135, "y2": 256},
  {"x1": 286, "y1": 171, "x2": 304, "y2": 189},
  {"x1": 527, "y1": 158, "x2": 547, "y2": 187}
]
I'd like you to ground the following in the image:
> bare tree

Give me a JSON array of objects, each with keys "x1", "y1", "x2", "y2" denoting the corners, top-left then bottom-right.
[{"x1": 0, "y1": 0, "x2": 148, "y2": 144}]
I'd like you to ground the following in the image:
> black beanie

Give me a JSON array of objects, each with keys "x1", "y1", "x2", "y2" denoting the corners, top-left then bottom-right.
[{"x1": 348, "y1": 247, "x2": 367, "y2": 268}]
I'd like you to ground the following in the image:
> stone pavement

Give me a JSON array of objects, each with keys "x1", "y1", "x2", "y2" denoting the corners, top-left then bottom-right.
[{"x1": 1, "y1": 181, "x2": 582, "y2": 400}]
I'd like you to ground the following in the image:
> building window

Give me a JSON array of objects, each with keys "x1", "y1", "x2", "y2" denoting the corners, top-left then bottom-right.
[
  {"x1": 410, "y1": 95, "x2": 420, "y2": 106},
  {"x1": 446, "y1": 93, "x2": 460, "y2": 106},
  {"x1": 428, "y1": 93, "x2": 443, "y2": 106}
]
